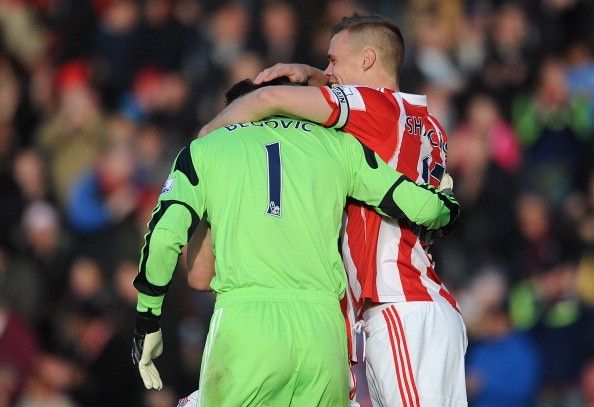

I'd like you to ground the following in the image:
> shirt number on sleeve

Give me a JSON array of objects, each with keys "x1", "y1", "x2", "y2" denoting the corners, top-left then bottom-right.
[
  {"x1": 264, "y1": 142, "x2": 282, "y2": 217},
  {"x1": 421, "y1": 156, "x2": 445, "y2": 184}
]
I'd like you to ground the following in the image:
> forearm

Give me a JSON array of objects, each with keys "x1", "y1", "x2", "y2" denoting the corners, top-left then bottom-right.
[
  {"x1": 134, "y1": 202, "x2": 198, "y2": 316},
  {"x1": 135, "y1": 227, "x2": 186, "y2": 316},
  {"x1": 199, "y1": 89, "x2": 278, "y2": 137},
  {"x1": 377, "y1": 177, "x2": 458, "y2": 230},
  {"x1": 199, "y1": 86, "x2": 332, "y2": 136},
  {"x1": 187, "y1": 223, "x2": 215, "y2": 291}
]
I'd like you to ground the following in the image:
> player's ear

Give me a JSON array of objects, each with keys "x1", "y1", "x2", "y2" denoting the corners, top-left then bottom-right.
[{"x1": 362, "y1": 47, "x2": 377, "y2": 71}]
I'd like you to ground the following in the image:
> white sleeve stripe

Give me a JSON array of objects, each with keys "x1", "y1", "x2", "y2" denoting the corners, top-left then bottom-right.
[{"x1": 330, "y1": 86, "x2": 350, "y2": 129}]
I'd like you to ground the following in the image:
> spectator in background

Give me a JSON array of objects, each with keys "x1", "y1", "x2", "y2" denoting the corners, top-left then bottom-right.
[
  {"x1": 480, "y1": 2, "x2": 537, "y2": 118},
  {"x1": 135, "y1": 122, "x2": 173, "y2": 191},
  {"x1": 45, "y1": 0, "x2": 97, "y2": 63},
  {"x1": 456, "y1": 95, "x2": 521, "y2": 173},
  {"x1": 121, "y1": 67, "x2": 196, "y2": 141},
  {"x1": 15, "y1": 353, "x2": 76, "y2": 407},
  {"x1": 67, "y1": 142, "x2": 142, "y2": 270},
  {"x1": 566, "y1": 41, "x2": 594, "y2": 127},
  {"x1": 0, "y1": 54, "x2": 23, "y2": 163},
  {"x1": 455, "y1": 0, "x2": 489, "y2": 78},
  {"x1": 12, "y1": 150, "x2": 51, "y2": 204},
  {"x1": 0, "y1": 302, "x2": 38, "y2": 406},
  {"x1": 61, "y1": 261, "x2": 147, "y2": 406},
  {"x1": 178, "y1": 2, "x2": 215, "y2": 88},
  {"x1": 67, "y1": 143, "x2": 139, "y2": 235},
  {"x1": 566, "y1": 41, "x2": 594, "y2": 97},
  {"x1": 406, "y1": 0, "x2": 465, "y2": 94},
  {"x1": 0, "y1": 54, "x2": 27, "y2": 248},
  {"x1": 458, "y1": 268, "x2": 508, "y2": 335},
  {"x1": 206, "y1": 3, "x2": 250, "y2": 71},
  {"x1": 6, "y1": 150, "x2": 60, "y2": 307},
  {"x1": 36, "y1": 61, "x2": 108, "y2": 206},
  {"x1": 185, "y1": 4, "x2": 253, "y2": 128},
  {"x1": 27, "y1": 57, "x2": 58, "y2": 122},
  {"x1": 513, "y1": 57, "x2": 593, "y2": 206},
  {"x1": 509, "y1": 256, "x2": 594, "y2": 405},
  {"x1": 436, "y1": 95, "x2": 519, "y2": 281},
  {"x1": 528, "y1": 0, "x2": 593, "y2": 57},
  {"x1": 136, "y1": 0, "x2": 193, "y2": 72},
  {"x1": 121, "y1": 67, "x2": 167, "y2": 123},
  {"x1": 463, "y1": 269, "x2": 540, "y2": 406},
  {"x1": 514, "y1": 192, "x2": 573, "y2": 280},
  {"x1": 249, "y1": 2, "x2": 305, "y2": 66},
  {"x1": 93, "y1": 0, "x2": 142, "y2": 108},
  {"x1": 581, "y1": 359, "x2": 594, "y2": 406},
  {"x1": 423, "y1": 83, "x2": 457, "y2": 132},
  {"x1": 466, "y1": 298, "x2": 540, "y2": 407},
  {"x1": 0, "y1": 1, "x2": 46, "y2": 71},
  {"x1": 564, "y1": 169, "x2": 594, "y2": 306},
  {"x1": 132, "y1": 122, "x2": 173, "y2": 236},
  {"x1": 7, "y1": 202, "x2": 70, "y2": 328},
  {"x1": 152, "y1": 72, "x2": 197, "y2": 142},
  {"x1": 66, "y1": 258, "x2": 110, "y2": 308},
  {"x1": 174, "y1": 0, "x2": 203, "y2": 29}
]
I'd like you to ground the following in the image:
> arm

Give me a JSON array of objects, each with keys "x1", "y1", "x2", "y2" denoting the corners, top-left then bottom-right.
[
  {"x1": 349, "y1": 141, "x2": 459, "y2": 232},
  {"x1": 198, "y1": 85, "x2": 332, "y2": 137},
  {"x1": 132, "y1": 143, "x2": 205, "y2": 390},
  {"x1": 133, "y1": 143, "x2": 204, "y2": 316},
  {"x1": 187, "y1": 222, "x2": 215, "y2": 291}
]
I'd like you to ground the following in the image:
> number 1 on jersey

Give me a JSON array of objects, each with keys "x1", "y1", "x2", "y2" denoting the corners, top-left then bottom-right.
[{"x1": 264, "y1": 143, "x2": 282, "y2": 217}]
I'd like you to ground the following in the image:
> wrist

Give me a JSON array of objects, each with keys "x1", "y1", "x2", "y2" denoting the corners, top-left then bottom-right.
[
  {"x1": 306, "y1": 67, "x2": 329, "y2": 86},
  {"x1": 135, "y1": 310, "x2": 160, "y2": 334}
]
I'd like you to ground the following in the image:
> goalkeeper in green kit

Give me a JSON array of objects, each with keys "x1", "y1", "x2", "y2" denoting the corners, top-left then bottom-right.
[{"x1": 131, "y1": 80, "x2": 459, "y2": 406}]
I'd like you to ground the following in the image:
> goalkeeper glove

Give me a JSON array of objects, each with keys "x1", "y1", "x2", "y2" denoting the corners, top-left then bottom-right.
[
  {"x1": 440, "y1": 173, "x2": 453, "y2": 194},
  {"x1": 131, "y1": 311, "x2": 163, "y2": 390}
]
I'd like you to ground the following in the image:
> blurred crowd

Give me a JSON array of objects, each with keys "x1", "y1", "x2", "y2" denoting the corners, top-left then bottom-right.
[{"x1": 0, "y1": 0, "x2": 594, "y2": 406}]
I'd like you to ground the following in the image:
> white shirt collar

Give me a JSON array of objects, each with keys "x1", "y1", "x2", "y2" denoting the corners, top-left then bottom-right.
[{"x1": 397, "y1": 92, "x2": 427, "y2": 107}]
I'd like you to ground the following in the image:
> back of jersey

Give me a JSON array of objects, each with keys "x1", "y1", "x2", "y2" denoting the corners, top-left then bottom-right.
[{"x1": 194, "y1": 117, "x2": 353, "y2": 297}]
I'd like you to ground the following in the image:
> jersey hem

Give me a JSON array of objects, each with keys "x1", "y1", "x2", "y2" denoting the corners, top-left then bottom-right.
[{"x1": 363, "y1": 295, "x2": 436, "y2": 303}]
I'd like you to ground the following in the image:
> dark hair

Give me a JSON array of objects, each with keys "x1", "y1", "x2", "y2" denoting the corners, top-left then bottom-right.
[
  {"x1": 225, "y1": 76, "x2": 295, "y2": 105},
  {"x1": 331, "y1": 13, "x2": 405, "y2": 79}
]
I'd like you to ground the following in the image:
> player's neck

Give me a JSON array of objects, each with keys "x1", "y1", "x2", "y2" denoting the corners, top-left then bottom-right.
[{"x1": 360, "y1": 74, "x2": 398, "y2": 91}]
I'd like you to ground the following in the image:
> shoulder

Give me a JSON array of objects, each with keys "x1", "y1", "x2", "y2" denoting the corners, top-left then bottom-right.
[{"x1": 329, "y1": 85, "x2": 395, "y2": 109}]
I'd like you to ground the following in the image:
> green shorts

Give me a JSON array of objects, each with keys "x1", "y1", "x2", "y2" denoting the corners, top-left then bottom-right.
[{"x1": 198, "y1": 287, "x2": 349, "y2": 406}]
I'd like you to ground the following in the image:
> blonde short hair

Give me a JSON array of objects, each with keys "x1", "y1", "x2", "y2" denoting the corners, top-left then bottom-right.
[{"x1": 331, "y1": 14, "x2": 405, "y2": 80}]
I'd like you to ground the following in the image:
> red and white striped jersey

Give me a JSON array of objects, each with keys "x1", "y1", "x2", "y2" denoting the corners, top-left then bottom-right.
[{"x1": 320, "y1": 85, "x2": 459, "y2": 318}]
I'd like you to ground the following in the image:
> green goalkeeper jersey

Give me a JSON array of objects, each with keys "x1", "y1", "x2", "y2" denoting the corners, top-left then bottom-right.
[{"x1": 134, "y1": 117, "x2": 458, "y2": 316}]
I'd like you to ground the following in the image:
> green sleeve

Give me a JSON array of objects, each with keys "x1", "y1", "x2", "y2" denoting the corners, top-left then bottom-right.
[
  {"x1": 347, "y1": 141, "x2": 459, "y2": 231},
  {"x1": 134, "y1": 143, "x2": 205, "y2": 316}
]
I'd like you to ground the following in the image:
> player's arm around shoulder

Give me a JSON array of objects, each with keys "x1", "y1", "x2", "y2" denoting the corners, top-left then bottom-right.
[
  {"x1": 198, "y1": 85, "x2": 333, "y2": 136},
  {"x1": 345, "y1": 139, "x2": 460, "y2": 233}
]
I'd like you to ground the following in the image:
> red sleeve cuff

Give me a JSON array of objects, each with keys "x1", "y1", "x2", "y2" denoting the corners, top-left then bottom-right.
[{"x1": 319, "y1": 86, "x2": 340, "y2": 127}]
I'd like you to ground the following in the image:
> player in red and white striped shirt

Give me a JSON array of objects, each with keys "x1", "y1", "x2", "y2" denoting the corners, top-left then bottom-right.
[
  {"x1": 322, "y1": 84, "x2": 467, "y2": 407},
  {"x1": 200, "y1": 14, "x2": 467, "y2": 407}
]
